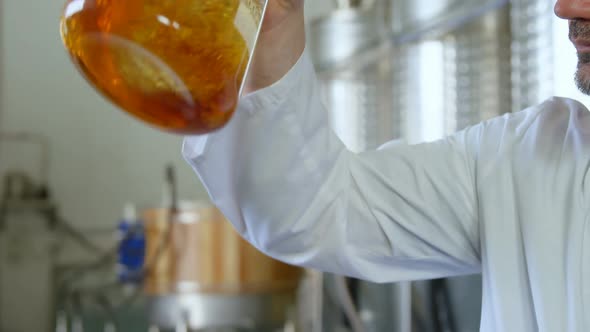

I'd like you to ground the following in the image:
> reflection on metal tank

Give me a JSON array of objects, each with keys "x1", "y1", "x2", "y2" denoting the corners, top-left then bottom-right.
[
  {"x1": 442, "y1": 6, "x2": 513, "y2": 133},
  {"x1": 310, "y1": 4, "x2": 406, "y2": 152},
  {"x1": 510, "y1": 0, "x2": 555, "y2": 111}
]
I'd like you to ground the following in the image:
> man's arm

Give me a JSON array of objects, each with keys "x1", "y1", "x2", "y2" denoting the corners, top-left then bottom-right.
[{"x1": 183, "y1": 1, "x2": 482, "y2": 282}]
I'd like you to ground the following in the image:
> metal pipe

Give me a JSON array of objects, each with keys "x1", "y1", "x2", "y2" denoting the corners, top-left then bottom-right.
[
  {"x1": 333, "y1": 0, "x2": 375, "y2": 9},
  {"x1": 334, "y1": 276, "x2": 366, "y2": 332},
  {"x1": 393, "y1": 282, "x2": 412, "y2": 332}
]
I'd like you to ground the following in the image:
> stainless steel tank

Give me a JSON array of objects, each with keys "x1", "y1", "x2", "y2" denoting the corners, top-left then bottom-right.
[
  {"x1": 389, "y1": 0, "x2": 509, "y2": 40},
  {"x1": 442, "y1": 5, "x2": 513, "y2": 133}
]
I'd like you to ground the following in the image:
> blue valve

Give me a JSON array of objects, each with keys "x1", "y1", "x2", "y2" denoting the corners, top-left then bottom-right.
[{"x1": 116, "y1": 204, "x2": 145, "y2": 284}]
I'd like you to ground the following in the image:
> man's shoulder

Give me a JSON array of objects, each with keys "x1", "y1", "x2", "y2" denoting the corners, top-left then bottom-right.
[
  {"x1": 469, "y1": 97, "x2": 590, "y2": 184},
  {"x1": 520, "y1": 96, "x2": 590, "y2": 124},
  {"x1": 475, "y1": 97, "x2": 590, "y2": 139},
  {"x1": 455, "y1": 97, "x2": 590, "y2": 162}
]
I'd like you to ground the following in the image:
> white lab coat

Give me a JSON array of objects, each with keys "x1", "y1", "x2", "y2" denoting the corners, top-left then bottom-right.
[{"x1": 183, "y1": 49, "x2": 590, "y2": 331}]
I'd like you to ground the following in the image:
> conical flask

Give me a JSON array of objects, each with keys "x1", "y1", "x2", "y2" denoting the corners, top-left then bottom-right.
[{"x1": 60, "y1": 0, "x2": 267, "y2": 134}]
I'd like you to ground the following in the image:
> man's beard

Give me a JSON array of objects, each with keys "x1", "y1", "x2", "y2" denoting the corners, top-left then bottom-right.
[
  {"x1": 571, "y1": 20, "x2": 590, "y2": 95},
  {"x1": 575, "y1": 53, "x2": 590, "y2": 95}
]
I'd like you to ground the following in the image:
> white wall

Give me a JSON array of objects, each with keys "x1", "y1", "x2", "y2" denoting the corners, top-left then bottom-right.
[{"x1": 0, "y1": 1, "x2": 333, "y2": 228}]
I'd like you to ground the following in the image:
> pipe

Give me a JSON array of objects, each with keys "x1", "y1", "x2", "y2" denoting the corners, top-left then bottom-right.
[
  {"x1": 334, "y1": 0, "x2": 375, "y2": 9},
  {"x1": 334, "y1": 276, "x2": 366, "y2": 332}
]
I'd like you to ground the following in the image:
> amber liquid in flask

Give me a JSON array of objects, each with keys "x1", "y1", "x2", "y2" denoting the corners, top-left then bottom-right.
[{"x1": 60, "y1": 0, "x2": 266, "y2": 134}]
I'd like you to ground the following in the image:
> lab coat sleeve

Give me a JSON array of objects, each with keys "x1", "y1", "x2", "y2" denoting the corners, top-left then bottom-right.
[{"x1": 182, "y1": 49, "x2": 481, "y2": 282}]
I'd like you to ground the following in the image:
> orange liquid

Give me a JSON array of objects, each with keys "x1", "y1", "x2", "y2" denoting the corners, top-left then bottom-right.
[{"x1": 61, "y1": 0, "x2": 250, "y2": 134}]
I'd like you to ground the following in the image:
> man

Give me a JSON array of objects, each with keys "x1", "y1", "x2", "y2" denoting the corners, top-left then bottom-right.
[{"x1": 183, "y1": 1, "x2": 590, "y2": 330}]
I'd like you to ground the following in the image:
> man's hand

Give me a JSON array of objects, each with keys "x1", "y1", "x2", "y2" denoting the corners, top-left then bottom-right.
[
  {"x1": 243, "y1": 0, "x2": 306, "y2": 94},
  {"x1": 260, "y1": 0, "x2": 304, "y2": 32}
]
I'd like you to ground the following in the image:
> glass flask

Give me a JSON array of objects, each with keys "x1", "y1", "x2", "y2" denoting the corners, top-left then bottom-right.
[{"x1": 60, "y1": 0, "x2": 268, "y2": 134}]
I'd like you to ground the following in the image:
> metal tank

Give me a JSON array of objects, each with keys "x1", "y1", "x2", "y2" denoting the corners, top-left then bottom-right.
[
  {"x1": 310, "y1": 0, "x2": 405, "y2": 152},
  {"x1": 309, "y1": 2, "x2": 411, "y2": 332}
]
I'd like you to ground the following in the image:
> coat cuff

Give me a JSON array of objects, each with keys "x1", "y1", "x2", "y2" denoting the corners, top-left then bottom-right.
[{"x1": 182, "y1": 48, "x2": 312, "y2": 161}]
